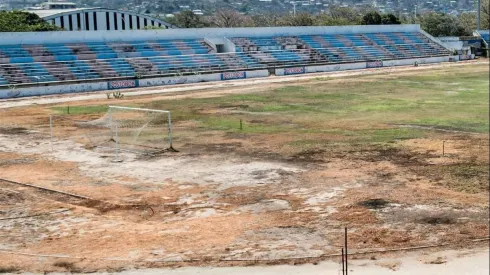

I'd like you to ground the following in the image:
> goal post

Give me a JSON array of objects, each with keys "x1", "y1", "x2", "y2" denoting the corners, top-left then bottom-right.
[
  {"x1": 49, "y1": 105, "x2": 177, "y2": 157},
  {"x1": 108, "y1": 105, "x2": 173, "y2": 149}
]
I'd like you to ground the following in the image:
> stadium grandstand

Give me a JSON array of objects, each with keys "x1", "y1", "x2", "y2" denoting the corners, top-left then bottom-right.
[
  {"x1": 0, "y1": 24, "x2": 471, "y2": 99},
  {"x1": 475, "y1": 30, "x2": 489, "y2": 56}
]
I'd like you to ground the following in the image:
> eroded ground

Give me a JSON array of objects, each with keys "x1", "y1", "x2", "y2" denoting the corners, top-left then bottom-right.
[{"x1": 0, "y1": 62, "x2": 488, "y2": 273}]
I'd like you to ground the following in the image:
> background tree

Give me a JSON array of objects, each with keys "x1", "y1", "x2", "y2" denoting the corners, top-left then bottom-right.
[
  {"x1": 381, "y1": 13, "x2": 401, "y2": 24},
  {"x1": 481, "y1": 0, "x2": 490, "y2": 29},
  {"x1": 361, "y1": 11, "x2": 382, "y2": 25},
  {"x1": 458, "y1": 12, "x2": 478, "y2": 35},
  {"x1": 328, "y1": 5, "x2": 361, "y2": 23},
  {"x1": 279, "y1": 12, "x2": 315, "y2": 26},
  {"x1": 211, "y1": 9, "x2": 250, "y2": 27},
  {"x1": 251, "y1": 13, "x2": 281, "y2": 27},
  {"x1": 174, "y1": 10, "x2": 207, "y2": 28},
  {"x1": 419, "y1": 12, "x2": 466, "y2": 37},
  {"x1": 0, "y1": 11, "x2": 62, "y2": 32},
  {"x1": 315, "y1": 6, "x2": 361, "y2": 26}
]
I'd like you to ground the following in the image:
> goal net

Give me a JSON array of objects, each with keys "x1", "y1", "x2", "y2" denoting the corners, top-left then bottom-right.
[{"x1": 50, "y1": 106, "x2": 175, "y2": 157}]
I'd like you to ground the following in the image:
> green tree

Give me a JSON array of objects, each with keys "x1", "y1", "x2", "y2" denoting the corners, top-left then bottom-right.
[
  {"x1": 279, "y1": 12, "x2": 315, "y2": 26},
  {"x1": 0, "y1": 11, "x2": 62, "y2": 32},
  {"x1": 251, "y1": 13, "x2": 281, "y2": 27},
  {"x1": 328, "y1": 5, "x2": 362, "y2": 24},
  {"x1": 361, "y1": 11, "x2": 382, "y2": 25},
  {"x1": 211, "y1": 9, "x2": 250, "y2": 27},
  {"x1": 381, "y1": 13, "x2": 401, "y2": 24},
  {"x1": 174, "y1": 10, "x2": 206, "y2": 28},
  {"x1": 419, "y1": 12, "x2": 466, "y2": 37},
  {"x1": 481, "y1": 0, "x2": 490, "y2": 29},
  {"x1": 315, "y1": 14, "x2": 355, "y2": 26},
  {"x1": 459, "y1": 12, "x2": 478, "y2": 35}
]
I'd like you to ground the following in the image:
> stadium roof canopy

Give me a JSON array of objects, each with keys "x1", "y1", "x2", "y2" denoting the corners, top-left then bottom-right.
[{"x1": 30, "y1": 8, "x2": 175, "y2": 31}]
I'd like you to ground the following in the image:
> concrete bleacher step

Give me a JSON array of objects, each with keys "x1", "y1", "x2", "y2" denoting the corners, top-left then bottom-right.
[
  {"x1": 126, "y1": 58, "x2": 160, "y2": 75},
  {"x1": 23, "y1": 45, "x2": 54, "y2": 62},
  {"x1": 0, "y1": 65, "x2": 32, "y2": 84},
  {"x1": 85, "y1": 60, "x2": 120, "y2": 78},
  {"x1": 42, "y1": 62, "x2": 77, "y2": 81},
  {"x1": 217, "y1": 54, "x2": 247, "y2": 68},
  {"x1": 249, "y1": 52, "x2": 276, "y2": 63},
  {"x1": 66, "y1": 44, "x2": 96, "y2": 56},
  {"x1": 110, "y1": 43, "x2": 137, "y2": 53}
]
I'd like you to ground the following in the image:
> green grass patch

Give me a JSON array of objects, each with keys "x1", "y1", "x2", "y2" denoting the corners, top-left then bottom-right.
[
  {"x1": 52, "y1": 105, "x2": 108, "y2": 115},
  {"x1": 201, "y1": 117, "x2": 287, "y2": 134},
  {"x1": 422, "y1": 163, "x2": 489, "y2": 194},
  {"x1": 139, "y1": 64, "x2": 488, "y2": 143},
  {"x1": 411, "y1": 118, "x2": 489, "y2": 133}
]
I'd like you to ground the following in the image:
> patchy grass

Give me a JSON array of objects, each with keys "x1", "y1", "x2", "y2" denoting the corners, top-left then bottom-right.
[
  {"x1": 52, "y1": 65, "x2": 488, "y2": 146},
  {"x1": 53, "y1": 261, "x2": 77, "y2": 271},
  {"x1": 0, "y1": 266, "x2": 19, "y2": 273},
  {"x1": 139, "y1": 65, "x2": 488, "y2": 146},
  {"x1": 52, "y1": 105, "x2": 109, "y2": 115}
]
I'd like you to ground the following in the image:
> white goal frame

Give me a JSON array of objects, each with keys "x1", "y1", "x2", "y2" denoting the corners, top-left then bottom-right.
[
  {"x1": 108, "y1": 105, "x2": 173, "y2": 148},
  {"x1": 49, "y1": 105, "x2": 176, "y2": 159}
]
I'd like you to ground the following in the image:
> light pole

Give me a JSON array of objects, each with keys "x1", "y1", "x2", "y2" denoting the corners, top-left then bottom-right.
[
  {"x1": 292, "y1": 1, "x2": 297, "y2": 16},
  {"x1": 477, "y1": 0, "x2": 481, "y2": 30}
]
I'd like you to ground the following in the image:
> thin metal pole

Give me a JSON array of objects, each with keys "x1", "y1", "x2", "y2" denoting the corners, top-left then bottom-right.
[
  {"x1": 341, "y1": 248, "x2": 345, "y2": 275},
  {"x1": 478, "y1": 0, "x2": 481, "y2": 30},
  {"x1": 168, "y1": 112, "x2": 172, "y2": 148},
  {"x1": 109, "y1": 107, "x2": 113, "y2": 139},
  {"x1": 115, "y1": 121, "x2": 119, "y2": 161},
  {"x1": 49, "y1": 114, "x2": 53, "y2": 151},
  {"x1": 443, "y1": 140, "x2": 445, "y2": 157},
  {"x1": 345, "y1": 227, "x2": 348, "y2": 275}
]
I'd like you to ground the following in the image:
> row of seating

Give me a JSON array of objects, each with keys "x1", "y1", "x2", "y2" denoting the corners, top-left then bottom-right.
[
  {"x1": 479, "y1": 32, "x2": 489, "y2": 46},
  {"x1": 0, "y1": 39, "x2": 213, "y2": 64},
  {"x1": 232, "y1": 36, "x2": 306, "y2": 52},
  {"x1": 0, "y1": 52, "x2": 266, "y2": 84},
  {"x1": 0, "y1": 31, "x2": 452, "y2": 86}
]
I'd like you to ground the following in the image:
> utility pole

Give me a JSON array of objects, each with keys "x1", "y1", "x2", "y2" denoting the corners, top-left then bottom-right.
[
  {"x1": 292, "y1": 1, "x2": 297, "y2": 16},
  {"x1": 477, "y1": 0, "x2": 481, "y2": 30}
]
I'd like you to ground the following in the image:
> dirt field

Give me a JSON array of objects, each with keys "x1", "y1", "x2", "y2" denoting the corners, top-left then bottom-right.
[{"x1": 0, "y1": 61, "x2": 488, "y2": 273}]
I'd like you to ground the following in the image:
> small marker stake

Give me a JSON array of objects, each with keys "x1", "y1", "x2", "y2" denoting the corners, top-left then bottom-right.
[
  {"x1": 240, "y1": 119, "x2": 243, "y2": 130},
  {"x1": 442, "y1": 140, "x2": 445, "y2": 157},
  {"x1": 67, "y1": 105, "x2": 70, "y2": 114}
]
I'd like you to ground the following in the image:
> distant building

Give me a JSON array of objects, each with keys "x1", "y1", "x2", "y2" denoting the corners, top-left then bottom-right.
[{"x1": 25, "y1": 2, "x2": 175, "y2": 31}]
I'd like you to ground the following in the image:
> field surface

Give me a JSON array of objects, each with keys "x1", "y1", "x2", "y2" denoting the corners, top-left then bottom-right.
[{"x1": 0, "y1": 62, "x2": 488, "y2": 273}]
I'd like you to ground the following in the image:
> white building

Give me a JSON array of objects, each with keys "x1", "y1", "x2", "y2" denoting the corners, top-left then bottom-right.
[{"x1": 26, "y1": 2, "x2": 174, "y2": 31}]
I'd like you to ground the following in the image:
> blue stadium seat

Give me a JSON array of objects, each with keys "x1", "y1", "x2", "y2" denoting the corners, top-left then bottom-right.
[
  {"x1": 16, "y1": 63, "x2": 56, "y2": 82},
  {"x1": 0, "y1": 73, "x2": 8, "y2": 85}
]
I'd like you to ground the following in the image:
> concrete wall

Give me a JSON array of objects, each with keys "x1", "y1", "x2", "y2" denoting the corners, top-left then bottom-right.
[
  {"x1": 435, "y1": 37, "x2": 467, "y2": 53},
  {"x1": 418, "y1": 29, "x2": 453, "y2": 52},
  {"x1": 275, "y1": 56, "x2": 458, "y2": 76},
  {"x1": 275, "y1": 62, "x2": 367, "y2": 76},
  {"x1": 0, "y1": 70, "x2": 269, "y2": 99},
  {"x1": 382, "y1": 56, "x2": 457, "y2": 67},
  {"x1": 0, "y1": 25, "x2": 421, "y2": 45}
]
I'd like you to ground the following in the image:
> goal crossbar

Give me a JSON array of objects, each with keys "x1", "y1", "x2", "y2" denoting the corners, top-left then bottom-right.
[{"x1": 109, "y1": 106, "x2": 170, "y2": 114}]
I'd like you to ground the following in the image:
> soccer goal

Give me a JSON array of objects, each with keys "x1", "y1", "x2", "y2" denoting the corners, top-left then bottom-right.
[{"x1": 50, "y1": 105, "x2": 176, "y2": 158}]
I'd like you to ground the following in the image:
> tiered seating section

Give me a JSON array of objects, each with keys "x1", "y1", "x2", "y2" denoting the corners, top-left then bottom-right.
[
  {"x1": 0, "y1": 39, "x2": 266, "y2": 85},
  {"x1": 232, "y1": 32, "x2": 449, "y2": 65},
  {"x1": 0, "y1": 32, "x2": 451, "y2": 86},
  {"x1": 478, "y1": 31, "x2": 489, "y2": 47}
]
